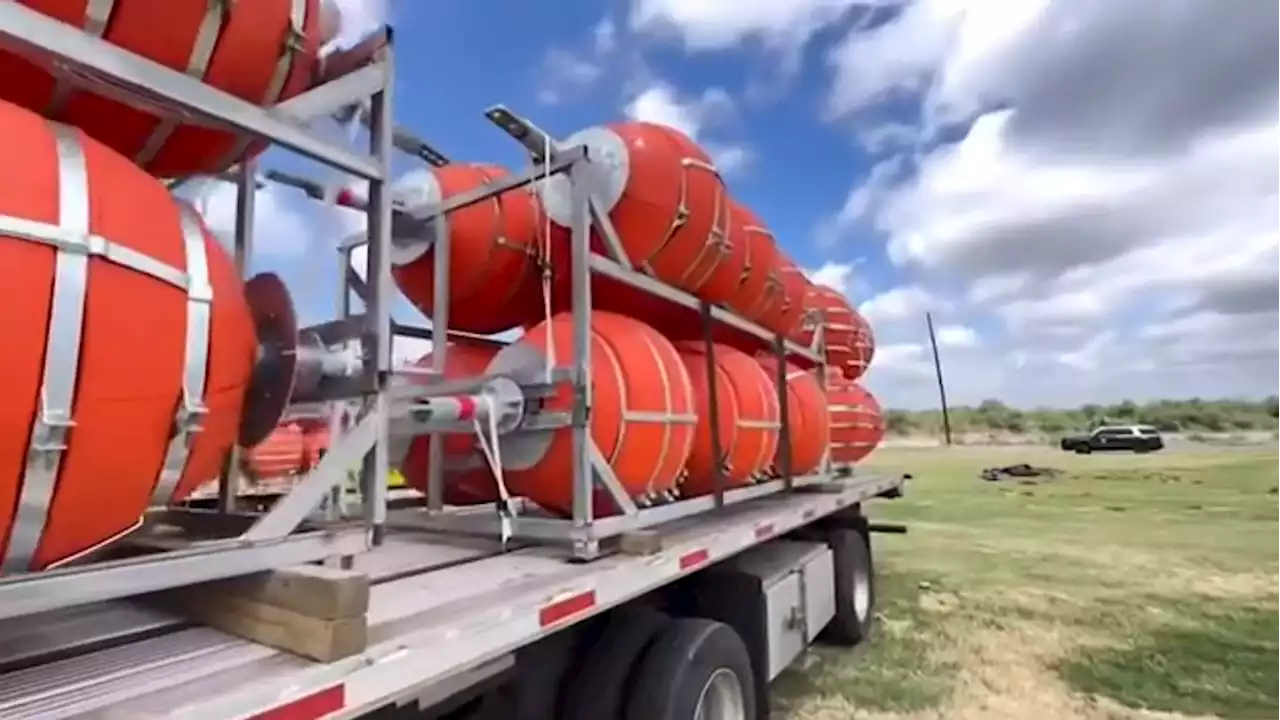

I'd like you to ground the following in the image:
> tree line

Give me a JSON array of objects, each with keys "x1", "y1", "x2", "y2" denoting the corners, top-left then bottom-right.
[{"x1": 883, "y1": 397, "x2": 1280, "y2": 436}]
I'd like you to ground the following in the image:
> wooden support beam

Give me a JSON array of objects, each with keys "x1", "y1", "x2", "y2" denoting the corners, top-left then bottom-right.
[
  {"x1": 151, "y1": 564, "x2": 370, "y2": 662},
  {"x1": 618, "y1": 530, "x2": 663, "y2": 556}
]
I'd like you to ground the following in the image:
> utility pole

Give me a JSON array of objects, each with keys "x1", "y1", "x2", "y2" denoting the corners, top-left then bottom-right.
[{"x1": 926, "y1": 312, "x2": 953, "y2": 446}]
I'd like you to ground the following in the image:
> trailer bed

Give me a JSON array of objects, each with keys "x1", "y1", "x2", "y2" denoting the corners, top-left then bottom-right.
[{"x1": 0, "y1": 473, "x2": 903, "y2": 720}]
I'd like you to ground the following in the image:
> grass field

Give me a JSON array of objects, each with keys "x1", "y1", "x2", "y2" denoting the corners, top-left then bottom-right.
[{"x1": 774, "y1": 445, "x2": 1279, "y2": 720}]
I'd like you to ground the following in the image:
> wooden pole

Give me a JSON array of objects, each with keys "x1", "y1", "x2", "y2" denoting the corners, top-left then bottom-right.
[{"x1": 926, "y1": 312, "x2": 953, "y2": 446}]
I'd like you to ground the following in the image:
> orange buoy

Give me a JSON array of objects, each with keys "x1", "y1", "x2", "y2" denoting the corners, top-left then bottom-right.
[
  {"x1": 535, "y1": 121, "x2": 729, "y2": 297},
  {"x1": 243, "y1": 423, "x2": 307, "y2": 480},
  {"x1": 301, "y1": 425, "x2": 329, "y2": 470},
  {"x1": 390, "y1": 164, "x2": 541, "y2": 335},
  {"x1": 844, "y1": 308, "x2": 877, "y2": 380},
  {"x1": 827, "y1": 379, "x2": 885, "y2": 465},
  {"x1": 676, "y1": 342, "x2": 780, "y2": 496},
  {"x1": 776, "y1": 259, "x2": 811, "y2": 339},
  {"x1": 796, "y1": 286, "x2": 876, "y2": 379},
  {"x1": 0, "y1": 101, "x2": 257, "y2": 574},
  {"x1": 0, "y1": 0, "x2": 328, "y2": 179},
  {"x1": 488, "y1": 311, "x2": 696, "y2": 516},
  {"x1": 725, "y1": 201, "x2": 785, "y2": 328},
  {"x1": 757, "y1": 356, "x2": 830, "y2": 476},
  {"x1": 657, "y1": 128, "x2": 742, "y2": 307},
  {"x1": 400, "y1": 341, "x2": 503, "y2": 505}
]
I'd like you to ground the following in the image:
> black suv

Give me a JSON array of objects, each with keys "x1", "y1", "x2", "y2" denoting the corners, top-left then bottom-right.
[{"x1": 1059, "y1": 425, "x2": 1165, "y2": 454}]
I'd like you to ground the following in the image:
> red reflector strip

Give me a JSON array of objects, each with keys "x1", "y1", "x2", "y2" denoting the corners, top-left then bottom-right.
[
  {"x1": 247, "y1": 685, "x2": 345, "y2": 720},
  {"x1": 539, "y1": 590, "x2": 596, "y2": 627},
  {"x1": 455, "y1": 395, "x2": 477, "y2": 421},
  {"x1": 679, "y1": 548, "x2": 709, "y2": 570},
  {"x1": 754, "y1": 523, "x2": 775, "y2": 541}
]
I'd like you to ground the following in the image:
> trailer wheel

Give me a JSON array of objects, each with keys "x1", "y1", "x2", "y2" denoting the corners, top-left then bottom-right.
[
  {"x1": 625, "y1": 618, "x2": 756, "y2": 720},
  {"x1": 562, "y1": 605, "x2": 670, "y2": 720},
  {"x1": 820, "y1": 528, "x2": 875, "y2": 647}
]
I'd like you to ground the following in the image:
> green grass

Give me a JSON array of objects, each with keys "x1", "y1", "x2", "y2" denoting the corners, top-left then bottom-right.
[
  {"x1": 1058, "y1": 600, "x2": 1278, "y2": 719},
  {"x1": 773, "y1": 569, "x2": 954, "y2": 716},
  {"x1": 775, "y1": 445, "x2": 1279, "y2": 719}
]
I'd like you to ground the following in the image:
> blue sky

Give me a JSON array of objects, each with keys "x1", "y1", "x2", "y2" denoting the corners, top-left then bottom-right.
[
  {"x1": 231, "y1": 1, "x2": 911, "y2": 335},
  {"x1": 196, "y1": 0, "x2": 1278, "y2": 408}
]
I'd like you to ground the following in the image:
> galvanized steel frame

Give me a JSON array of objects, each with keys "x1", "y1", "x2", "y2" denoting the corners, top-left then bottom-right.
[
  {"x1": 0, "y1": 3, "x2": 396, "y2": 618},
  {"x1": 331, "y1": 105, "x2": 834, "y2": 559}
]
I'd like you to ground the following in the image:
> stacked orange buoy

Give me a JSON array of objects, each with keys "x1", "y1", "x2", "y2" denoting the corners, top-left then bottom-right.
[
  {"x1": 796, "y1": 285, "x2": 876, "y2": 380},
  {"x1": 757, "y1": 356, "x2": 830, "y2": 477},
  {"x1": 241, "y1": 418, "x2": 329, "y2": 481},
  {"x1": 676, "y1": 342, "x2": 780, "y2": 497},
  {"x1": 243, "y1": 423, "x2": 307, "y2": 480},
  {"x1": 0, "y1": 0, "x2": 357, "y2": 574},
  {"x1": 388, "y1": 165, "x2": 544, "y2": 335},
  {"x1": 0, "y1": 0, "x2": 339, "y2": 179},
  {"x1": 824, "y1": 369, "x2": 886, "y2": 464},
  {"x1": 487, "y1": 311, "x2": 696, "y2": 517},
  {"x1": 400, "y1": 341, "x2": 504, "y2": 506},
  {"x1": 0, "y1": 99, "x2": 258, "y2": 574}
]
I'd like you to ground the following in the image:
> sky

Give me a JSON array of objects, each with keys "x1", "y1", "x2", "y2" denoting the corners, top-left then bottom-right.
[{"x1": 191, "y1": 0, "x2": 1279, "y2": 410}]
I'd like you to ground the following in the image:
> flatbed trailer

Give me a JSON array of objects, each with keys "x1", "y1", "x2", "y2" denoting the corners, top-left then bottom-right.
[
  {"x1": 0, "y1": 471, "x2": 904, "y2": 720},
  {"x1": 0, "y1": 7, "x2": 904, "y2": 719}
]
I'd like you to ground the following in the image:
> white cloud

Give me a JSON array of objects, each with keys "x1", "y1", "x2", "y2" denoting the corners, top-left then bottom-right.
[
  {"x1": 186, "y1": 179, "x2": 312, "y2": 259},
  {"x1": 392, "y1": 335, "x2": 434, "y2": 366},
  {"x1": 322, "y1": 0, "x2": 390, "y2": 53},
  {"x1": 935, "y1": 323, "x2": 977, "y2": 348},
  {"x1": 858, "y1": 285, "x2": 940, "y2": 327},
  {"x1": 535, "y1": 17, "x2": 627, "y2": 106},
  {"x1": 623, "y1": 82, "x2": 753, "y2": 174},
  {"x1": 805, "y1": 261, "x2": 859, "y2": 296},
  {"x1": 628, "y1": 0, "x2": 876, "y2": 55},
  {"x1": 823, "y1": 0, "x2": 1279, "y2": 408}
]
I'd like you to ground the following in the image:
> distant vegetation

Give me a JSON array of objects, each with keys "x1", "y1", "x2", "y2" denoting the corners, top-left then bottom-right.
[{"x1": 884, "y1": 397, "x2": 1280, "y2": 436}]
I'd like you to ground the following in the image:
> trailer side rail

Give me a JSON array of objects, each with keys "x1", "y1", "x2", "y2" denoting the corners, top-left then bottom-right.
[{"x1": 0, "y1": 473, "x2": 902, "y2": 720}]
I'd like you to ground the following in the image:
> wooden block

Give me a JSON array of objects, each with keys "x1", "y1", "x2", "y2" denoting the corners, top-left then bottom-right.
[
  {"x1": 201, "y1": 564, "x2": 370, "y2": 620},
  {"x1": 619, "y1": 530, "x2": 663, "y2": 556},
  {"x1": 159, "y1": 588, "x2": 367, "y2": 662}
]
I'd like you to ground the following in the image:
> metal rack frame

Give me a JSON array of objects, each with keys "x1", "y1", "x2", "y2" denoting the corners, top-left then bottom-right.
[
  {"x1": 0, "y1": 0, "x2": 843, "y2": 621},
  {"x1": 330, "y1": 106, "x2": 833, "y2": 560},
  {"x1": 0, "y1": 4, "x2": 398, "y2": 619}
]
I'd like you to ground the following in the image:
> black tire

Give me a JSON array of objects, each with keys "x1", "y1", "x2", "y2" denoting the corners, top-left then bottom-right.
[
  {"x1": 819, "y1": 528, "x2": 876, "y2": 647},
  {"x1": 624, "y1": 618, "x2": 757, "y2": 720},
  {"x1": 562, "y1": 605, "x2": 671, "y2": 720},
  {"x1": 1074, "y1": 445, "x2": 1092, "y2": 454}
]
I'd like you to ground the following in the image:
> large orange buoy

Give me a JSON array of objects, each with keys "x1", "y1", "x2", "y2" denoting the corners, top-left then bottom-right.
[
  {"x1": 535, "y1": 121, "x2": 729, "y2": 298},
  {"x1": 0, "y1": 100, "x2": 257, "y2": 574},
  {"x1": 827, "y1": 379, "x2": 885, "y2": 465},
  {"x1": 0, "y1": 0, "x2": 329, "y2": 179},
  {"x1": 844, "y1": 308, "x2": 877, "y2": 380},
  {"x1": 400, "y1": 341, "x2": 503, "y2": 505},
  {"x1": 488, "y1": 311, "x2": 696, "y2": 516},
  {"x1": 796, "y1": 285, "x2": 876, "y2": 380},
  {"x1": 776, "y1": 259, "x2": 811, "y2": 339},
  {"x1": 757, "y1": 356, "x2": 830, "y2": 476},
  {"x1": 391, "y1": 164, "x2": 542, "y2": 334},
  {"x1": 301, "y1": 425, "x2": 329, "y2": 471},
  {"x1": 243, "y1": 423, "x2": 307, "y2": 480},
  {"x1": 725, "y1": 201, "x2": 785, "y2": 328},
  {"x1": 676, "y1": 342, "x2": 780, "y2": 496}
]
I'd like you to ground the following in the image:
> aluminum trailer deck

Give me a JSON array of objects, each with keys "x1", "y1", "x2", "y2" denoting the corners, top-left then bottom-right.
[{"x1": 0, "y1": 472, "x2": 902, "y2": 720}]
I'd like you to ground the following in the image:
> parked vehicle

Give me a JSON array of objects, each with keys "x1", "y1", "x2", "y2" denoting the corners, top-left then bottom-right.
[{"x1": 1059, "y1": 425, "x2": 1165, "y2": 454}]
